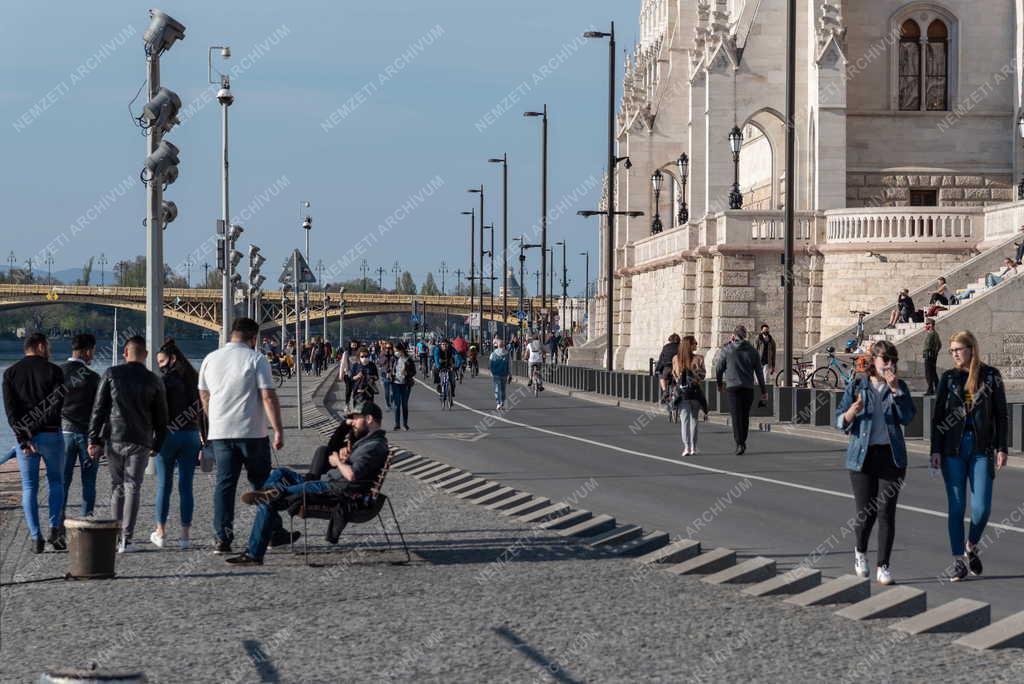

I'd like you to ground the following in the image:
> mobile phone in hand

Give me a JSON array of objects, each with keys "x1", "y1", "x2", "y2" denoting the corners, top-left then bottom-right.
[{"x1": 201, "y1": 444, "x2": 215, "y2": 473}]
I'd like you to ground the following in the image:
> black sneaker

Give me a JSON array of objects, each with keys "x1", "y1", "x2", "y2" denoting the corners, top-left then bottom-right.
[
  {"x1": 32, "y1": 537, "x2": 44, "y2": 554},
  {"x1": 213, "y1": 539, "x2": 232, "y2": 555},
  {"x1": 47, "y1": 528, "x2": 67, "y2": 552},
  {"x1": 269, "y1": 530, "x2": 301, "y2": 548},
  {"x1": 225, "y1": 553, "x2": 262, "y2": 566},
  {"x1": 950, "y1": 558, "x2": 969, "y2": 582},
  {"x1": 967, "y1": 548, "x2": 983, "y2": 576}
]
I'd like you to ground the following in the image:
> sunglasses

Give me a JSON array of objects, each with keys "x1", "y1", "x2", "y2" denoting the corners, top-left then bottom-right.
[{"x1": 874, "y1": 354, "x2": 896, "y2": 364}]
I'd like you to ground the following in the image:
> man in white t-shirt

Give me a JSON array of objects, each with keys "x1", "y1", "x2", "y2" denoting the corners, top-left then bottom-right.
[
  {"x1": 526, "y1": 335, "x2": 545, "y2": 391},
  {"x1": 199, "y1": 318, "x2": 284, "y2": 554}
]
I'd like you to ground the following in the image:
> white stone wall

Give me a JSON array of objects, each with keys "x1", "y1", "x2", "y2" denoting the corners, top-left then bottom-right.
[{"x1": 621, "y1": 263, "x2": 689, "y2": 369}]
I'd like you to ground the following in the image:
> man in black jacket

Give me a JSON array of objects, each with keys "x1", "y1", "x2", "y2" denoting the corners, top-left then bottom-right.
[
  {"x1": 59, "y1": 333, "x2": 101, "y2": 528},
  {"x1": 655, "y1": 333, "x2": 681, "y2": 402},
  {"x1": 715, "y1": 326, "x2": 768, "y2": 455},
  {"x1": 88, "y1": 336, "x2": 168, "y2": 552},
  {"x1": 2, "y1": 333, "x2": 65, "y2": 553}
]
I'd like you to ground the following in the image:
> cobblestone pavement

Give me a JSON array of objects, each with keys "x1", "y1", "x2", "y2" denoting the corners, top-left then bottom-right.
[{"x1": 1, "y1": 375, "x2": 1023, "y2": 682}]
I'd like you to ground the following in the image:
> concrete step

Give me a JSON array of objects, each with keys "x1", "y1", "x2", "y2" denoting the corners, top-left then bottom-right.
[
  {"x1": 605, "y1": 531, "x2": 670, "y2": 557},
  {"x1": 702, "y1": 557, "x2": 776, "y2": 585},
  {"x1": 420, "y1": 467, "x2": 461, "y2": 484},
  {"x1": 500, "y1": 497, "x2": 552, "y2": 517},
  {"x1": 743, "y1": 567, "x2": 821, "y2": 597},
  {"x1": 892, "y1": 598, "x2": 990, "y2": 635},
  {"x1": 785, "y1": 575, "x2": 870, "y2": 607},
  {"x1": 637, "y1": 539, "x2": 701, "y2": 565},
  {"x1": 473, "y1": 487, "x2": 518, "y2": 507},
  {"x1": 666, "y1": 548, "x2": 736, "y2": 575},
  {"x1": 412, "y1": 464, "x2": 452, "y2": 480},
  {"x1": 518, "y1": 502, "x2": 572, "y2": 524},
  {"x1": 835, "y1": 586, "x2": 926, "y2": 620},
  {"x1": 586, "y1": 524, "x2": 644, "y2": 548},
  {"x1": 539, "y1": 509, "x2": 592, "y2": 530},
  {"x1": 446, "y1": 477, "x2": 488, "y2": 494},
  {"x1": 954, "y1": 610, "x2": 1024, "y2": 650},
  {"x1": 485, "y1": 492, "x2": 534, "y2": 511},
  {"x1": 557, "y1": 514, "x2": 617, "y2": 538},
  {"x1": 433, "y1": 472, "x2": 475, "y2": 489},
  {"x1": 454, "y1": 481, "x2": 502, "y2": 500}
]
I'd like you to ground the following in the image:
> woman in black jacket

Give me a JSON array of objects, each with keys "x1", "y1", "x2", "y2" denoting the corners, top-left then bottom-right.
[
  {"x1": 151, "y1": 341, "x2": 206, "y2": 550},
  {"x1": 930, "y1": 330, "x2": 1009, "y2": 581},
  {"x1": 656, "y1": 333, "x2": 681, "y2": 402}
]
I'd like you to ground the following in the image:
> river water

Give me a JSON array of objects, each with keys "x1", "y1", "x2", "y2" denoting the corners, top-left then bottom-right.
[{"x1": 0, "y1": 338, "x2": 217, "y2": 448}]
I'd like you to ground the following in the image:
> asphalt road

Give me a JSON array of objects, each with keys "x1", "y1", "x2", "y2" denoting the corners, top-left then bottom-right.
[{"x1": 344, "y1": 370, "x2": 1024, "y2": 621}]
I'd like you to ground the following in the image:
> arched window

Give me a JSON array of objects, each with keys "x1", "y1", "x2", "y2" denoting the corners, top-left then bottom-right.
[
  {"x1": 898, "y1": 20, "x2": 921, "y2": 111},
  {"x1": 892, "y1": 6, "x2": 955, "y2": 112}
]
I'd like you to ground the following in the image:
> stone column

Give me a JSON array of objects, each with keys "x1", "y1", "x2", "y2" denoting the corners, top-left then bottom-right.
[
  {"x1": 710, "y1": 253, "x2": 756, "y2": 349},
  {"x1": 688, "y1": 71, "x2": 708, "y2": 220},
  {"x1": 814, "y1": 3, "x2": 848, "y2": 210},
  {"x1": 804, "y1": 251, "x2": 824, "y2": 348},
  {"x1": 705, "y1": 61, "x2": 737, "y2": 216},
  {"x1": 693, "y1": 253, "x2": 715, "y2": 350}
]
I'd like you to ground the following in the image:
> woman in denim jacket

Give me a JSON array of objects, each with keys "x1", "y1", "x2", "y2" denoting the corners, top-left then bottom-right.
[
  {"x1": 835, "y1": 340, "x2": 916, "y2": 586},
  {"x1": 930, "y1": 330, "x2": 1009, "y2": 582}
]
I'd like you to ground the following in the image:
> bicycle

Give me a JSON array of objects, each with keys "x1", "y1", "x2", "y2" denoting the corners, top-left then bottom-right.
[
  {"x1": 469, "y1": 357, "x2": 479, "y2": 378},
  {"x1": 665, "y1": 382, "x2": 680, "y2": 423},
  {"x1": 807, "y1": 346, "x2": 857, "y2": 389},
  {"x1": 438, "y1": 368, "x2": 454, "y2": 410},
  {"x1": 530, "y1": 363, "x2": 544, "y2": 398},
  {"x1": 775, "y1": 357, "x2": 814, "y2": 387},
  {"x1": 270, "y1": 363, "x2": 288, "y2": 388},
  {"x1": 849, "y1": 309, "x2": 871, "y2": 349}
]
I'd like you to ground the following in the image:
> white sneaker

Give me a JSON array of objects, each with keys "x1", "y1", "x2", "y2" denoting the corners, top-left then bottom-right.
[
  {"x1": 179, "y1": 538, "x2": 191, "y2": 551},
  {"x1": 118, "y1": 540, "x2": 139, "y2": 554},
  {"x1": 149, "y1": 531, "x2": 165, "y2": 549},
  {"x1": 854, "y1": 551, "x2": 869, "y2": 578},
  {"x1": 876, "y1": 564, "x2": 894, "y2": 585}
]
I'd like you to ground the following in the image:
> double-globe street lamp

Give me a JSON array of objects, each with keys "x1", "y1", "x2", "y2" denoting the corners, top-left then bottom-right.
[
  {"x1": 650, "y1": 169, "x2": 664, "y2": 235},
  {"x1": 728, "y1": 125, "x2": 744, "y2": 210},
  {"x1": 1018, "y1": 114, "x2": 1024, "y2": 199},
  {"x1": 677, "y1": 152, "x2": 689, "y2": 225}
]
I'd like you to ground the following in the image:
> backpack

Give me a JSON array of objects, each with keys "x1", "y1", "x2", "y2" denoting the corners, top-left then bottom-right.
[{"x1": 404, "y1": 357, "x2": 416, "y2": 380}]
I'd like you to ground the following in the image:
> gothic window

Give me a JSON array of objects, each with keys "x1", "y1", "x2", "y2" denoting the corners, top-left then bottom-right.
[
  {"x1": 925, "y1": 20, "x2": 948, "y2": 110},
  {"x1": 898, "y1": 20, "x2": 921, "y2": 111}
]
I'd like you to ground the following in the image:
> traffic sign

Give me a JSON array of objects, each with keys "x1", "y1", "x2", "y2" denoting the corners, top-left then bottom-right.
[
  {"x1": 516, "y1": 310, "x2": 526, "y2": 322},
  {"x1": 469, "y1": 312, "x2": 481, "y2": 329},
  {"x1": 292, "y1": 249, "x2": 317, "y2": 284},
  {"x1": 277, "y1": 256, "x2": 294, "y2": 285}
]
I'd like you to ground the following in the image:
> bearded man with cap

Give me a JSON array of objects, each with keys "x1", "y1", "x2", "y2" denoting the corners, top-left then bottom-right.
[{"x1": 225, "y1": 400, "x2": 389, "y2": 565}]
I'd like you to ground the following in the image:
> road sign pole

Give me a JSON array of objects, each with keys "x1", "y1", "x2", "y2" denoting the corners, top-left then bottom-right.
[{"x1": 294, "y1": 252, "x2": 303, "y2": 429}]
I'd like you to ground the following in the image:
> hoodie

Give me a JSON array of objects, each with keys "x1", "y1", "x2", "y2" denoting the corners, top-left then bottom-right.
[
  {"x1": 714, "y1": 339, "x2": 766, "y2": 392},
  {"x1": 489, "y1": 347, "x2": 510, "y2": 378}
]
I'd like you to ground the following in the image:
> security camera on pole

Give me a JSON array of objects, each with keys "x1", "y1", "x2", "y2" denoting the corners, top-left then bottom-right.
[
  {"x1": 247, "y1": 244, "x2": 265, "y2": 318},
  {"x1": 209, "y1": 43, "x2": 233, "y2": 345},
  {"x1": 140, "y1": 9, "x2": 185, "y2": 370}
]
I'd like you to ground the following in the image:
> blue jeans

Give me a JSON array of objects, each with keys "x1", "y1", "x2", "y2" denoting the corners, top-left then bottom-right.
[
  {"x1": 391, "y1": 382, "x2": 411, "y2": 428},
  {"x1": 155, "y1": 430, "x2": 200, "y2": 527},
  {"x1": 493, "y1": 376, "x2": 507, "y2": 405},
  {"x1": 985, "y1": 273, "x2": 1004, "y2": 288},
  {"x1": 212, "y1": 438, "x2": 273, "y2": 544},
  {"x1": 62, "y1": 432, "x2": 97, "y2": 519},
  {"x1": 1, "y1": 447, "x2": 17, "y2": 466},
  {"x1": 246, "y1": 467, "x2": 332, "y2": 560},
  {"x1": 16, "y1": 432, "x2": 66, "y2": 539},
  {"x1": 382, "y1": 378, "x2": 393, "y2": 408},
  {"x1": 940, "y1": 431, "x2": 994, "y2": 556}
]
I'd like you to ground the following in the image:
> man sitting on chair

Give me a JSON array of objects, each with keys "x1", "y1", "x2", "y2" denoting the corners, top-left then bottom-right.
[{"x1": 225, "y1": 401, "x2": 389, "y2": 566}]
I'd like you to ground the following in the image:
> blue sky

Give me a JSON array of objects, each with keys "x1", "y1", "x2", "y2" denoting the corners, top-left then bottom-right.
[{"x1": 1, "y1": 1, "x2": 636, "y2": 296}]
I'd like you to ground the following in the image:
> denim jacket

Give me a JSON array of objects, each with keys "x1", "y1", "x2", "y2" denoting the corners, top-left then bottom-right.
[{"x1": 835, "y1": 376, "x2": 916, "y2": 471}]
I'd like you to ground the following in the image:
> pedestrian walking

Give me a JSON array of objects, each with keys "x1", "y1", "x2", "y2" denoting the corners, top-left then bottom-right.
[
  {"x1": 923, "y1": 318, "x2": 941, "y2": 396},
  {"x1": 150, "y1": 341, "x2": 206, "y2": 551},
  {"x1": 672, "y1": 335, "x2": 707, "y2": 456},
  {"x1": 755, "y1": 324, "x2": 776, "y2": 384},
  {"x1": 198, "y1": 318, "x2": 284, "y2": 555},
  {"x1": 349, "y1": 347, "x2": 380, "y2": 403},
  {"x1": 59, "y1": 333, "x2": 101, "y2": 527},
  {"x1": 930, "y1": 330, "x2": 1009, "y2": 582},
  {"x1": 339, "y1": 339, "x2": 360, "y2": 410},
  {"x1": 490, "y1": 338, "x2": 510, "y2": 410},
  {"x1": 835, "y1": 340, "x2": 915, "y2": 586},
  {"x1": 714, "y1": 326, "x2": 766, "y2": 455},
  {"x1": 2, "y1": 333, "x2": 66, "y2": 553},
  {"x1": 87, "y1": 336, "x2": 168, "y2": 553},
  {"x1": 379, "y1": 341, "x2": 397, "y2": 409},
  {"x1": 390, "y1": 341, "x2": 415, "y2": 430}
]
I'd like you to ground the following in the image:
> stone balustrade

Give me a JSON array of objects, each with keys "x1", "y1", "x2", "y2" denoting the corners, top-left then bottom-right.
[
  {"x1": 711, "y1": 210, "x2": 824, "y2": 247},
  {"x1": 825, "y1": 207, "x2": 978, "y2": 244}
]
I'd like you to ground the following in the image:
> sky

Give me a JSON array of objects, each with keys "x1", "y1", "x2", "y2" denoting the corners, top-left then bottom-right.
[{"x1": 1, "y1": 1, "x2": 638, "y2": 297}]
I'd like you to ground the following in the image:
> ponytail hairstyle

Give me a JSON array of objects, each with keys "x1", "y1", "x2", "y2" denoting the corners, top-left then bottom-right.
[
  {"x1": 159, "y1": 340, "x2": 198, "y2": 388},
  {"x1": 949, "y1": 330, "x2": 981, "y2": 395}
]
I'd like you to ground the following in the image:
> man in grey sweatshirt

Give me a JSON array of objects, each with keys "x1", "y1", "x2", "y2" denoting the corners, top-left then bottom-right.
[{"x1": 715, "y1": 325, "x2": 767, "y2": 455}]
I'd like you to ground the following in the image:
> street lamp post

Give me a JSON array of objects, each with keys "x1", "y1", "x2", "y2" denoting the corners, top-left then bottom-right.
[
  {"x1": 651, "y1": 169, "x2": 664, "y2": 234},
  {"x1": 281, "y1": 284, "x2": 291, "y2": 350},
  {"x1": 556, "y1": 240, "x2": 568, "y2": 307},
  {"x1": 1018, "y1": 114, "x2": 1024, "y2": 199},
  {"x1": 579, "y1": 251, "x2": 590, "y2": 332},
  {"x1": 45, "y1": 251, "x2": 54, "y2": 286},
  {"x1": 484, "y1": 223, "x2": 495, "y2": 339},
  {"x1": 488, "y1": 154, "x2": 509, "y2": 341},
  {"x1": 322, "y1": 285, "x2": 329, "y2": 339},
  {"x1": 461, "y1": 209, "x2": 475, "y2": 335},
  {"x1": 6, "y1": 252, "x2": 15, "y2": 281},
  {"x1": 301, "y1": 204, "x2": 312, "y2": 340},
  {"x1": 208, "y1": 43, "x2": 232, "y2": 346},
  {"x1": 523, "y1": 106, "x2": 548, "y2": 332},
  {"x1": 728, "y1": 125, "x2": 744, "y2": 210},
  {"x1": 676, "y1": 153, "x2": 689, "y2": 224},
  {"x1": 338, "y1": 287, "x2": 346, "y2": 349},
  {"x1": 467, "y1": 186, "x2": 485, "y2": 344}
]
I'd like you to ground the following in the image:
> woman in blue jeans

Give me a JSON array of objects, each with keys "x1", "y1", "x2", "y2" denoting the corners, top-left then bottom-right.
[
  {"x1": 390, "y1": 341, "x2": 413, "y2": 430},
  {"x1": 151, "y1": 342, "x2": 206, "y2": 550},
  {"x1": 930, "y1": 330, "x2": 1009, "y2": 581}
]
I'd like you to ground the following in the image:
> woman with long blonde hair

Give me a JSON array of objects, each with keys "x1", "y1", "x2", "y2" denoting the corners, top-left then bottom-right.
[
  {"x1": 672, "y1": 335, "x2": 707, "y2": 456},
  {"x1": 930, "y1": 331, "x2": 1009, "y2": 581}
]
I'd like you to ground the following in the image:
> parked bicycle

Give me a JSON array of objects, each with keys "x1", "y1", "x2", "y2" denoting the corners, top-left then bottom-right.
[{"x1": 775, "y1": 347, "x2": 856, "y2": 389}]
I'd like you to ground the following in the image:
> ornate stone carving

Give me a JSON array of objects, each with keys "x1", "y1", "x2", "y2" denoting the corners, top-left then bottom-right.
[{"x1": 817, "y1": 2, "x2": 847, "y2": 52}]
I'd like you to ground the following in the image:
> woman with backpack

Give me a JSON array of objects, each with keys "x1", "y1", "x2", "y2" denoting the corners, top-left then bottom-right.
[
  {"x1": 390, "y1": 341, "x2": 415, "y2": 430},
  {"x1": 930, "y1": 331, "x2": 1008, "y2": 581},
  {"x1": 835, "y1": 340, "x2": 915, "y2": 586},
  {"x1": 672, "y1": 335, "x2": 707, "y2": 457}
]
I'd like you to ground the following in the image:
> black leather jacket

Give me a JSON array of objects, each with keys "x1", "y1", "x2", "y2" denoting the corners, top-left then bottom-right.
[
  {"x1": 59, "y1": 360, "x2": 101, "y2": 434},
  {"x1": 930, "y1": 365, "x2": 1008, "y2": 457},
  {"x1": 89, "y1": 362, "x2": 169, "y2": 452},
  {"x1": 655, "y1": 342, "x2": 678, "y2": 374}
]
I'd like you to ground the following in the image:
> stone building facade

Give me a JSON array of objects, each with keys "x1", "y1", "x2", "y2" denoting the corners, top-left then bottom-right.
[{"x1": 582, "y1": 0, "x2": 1024, "y2": 373}]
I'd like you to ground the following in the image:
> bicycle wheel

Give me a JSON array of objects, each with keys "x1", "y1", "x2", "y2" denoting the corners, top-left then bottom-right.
[
  {"x1": 810, "y1": 367, "x2": 839, "y2": 389},
  {"x1": 774, "y1": 368, "x2": 803, "y2": 387}
]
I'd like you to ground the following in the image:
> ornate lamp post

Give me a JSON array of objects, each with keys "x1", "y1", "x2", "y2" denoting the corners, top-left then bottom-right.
[
  {"x1": 676, "y1": 153, "x2": 689, "y2": 224},
  {"x1": 650, "y1": 169, "x2": 664, "y2": 234},
  {"x1": 728, "y1": 125, "x2": 744, "y2": 210},
  {"x1": 1018, "y1": 114, "x2": 1024, "y2": 199}
]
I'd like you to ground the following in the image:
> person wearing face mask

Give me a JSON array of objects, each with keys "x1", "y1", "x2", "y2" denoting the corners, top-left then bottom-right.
[
  {"x1": 931, "y1": 331, "x2": 1009, "y2": 582},
  {"x1": 835, "y1": 340, "x2": 915, "y2": 586},
  {"x1": 349, "y1": 347, "x2": 380, "y2": 404},
  {"x1": 150, "y1": 341, "x2": 206, "y2": 551},
  {"x1": 339, "y1": 339, "x2": 361, "y2": 409},
  {"x1": 378, "y1": 342, "x2": 397, "y2": 410}
]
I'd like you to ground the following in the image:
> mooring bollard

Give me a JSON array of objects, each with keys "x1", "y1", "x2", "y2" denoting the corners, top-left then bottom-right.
[{"x1": 64, "y1": 518, "x2": 121, "y2": 580}]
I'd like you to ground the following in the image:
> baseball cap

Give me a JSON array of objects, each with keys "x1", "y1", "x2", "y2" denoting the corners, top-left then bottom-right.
[{"x1": 346, "y1": 400, "x2": 382, "y2": 423}]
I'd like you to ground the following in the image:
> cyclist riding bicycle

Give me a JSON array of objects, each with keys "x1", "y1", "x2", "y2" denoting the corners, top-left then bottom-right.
[
  {"x1": 467, "y1": 343, "x2": 479, "y2": 374},
  {"x1": 432, "y1": 340, "x2": 457, "y2": 398},
  {"x1": 417, "y1": 340, "x2": 429, "y2": 372},
  {"x1": 526, "y1": 334, "x2": 545, "y2": 391}
]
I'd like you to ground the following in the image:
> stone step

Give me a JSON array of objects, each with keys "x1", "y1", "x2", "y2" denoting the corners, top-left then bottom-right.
[
  {"x1": 434, "y1": 472, "x2": 475, "y2": 489},
  {"x1": 637, "y1": 539, "x2": 701, "y2": 565},
  {"x1": 517, "y1": 502, "x2": 572, "y2": 524},
  {"x1": 500, "y1": 497, "x2": 552, "y2": 518},
  {"x1": 423, "y1": 468, "x2": 465, "y2": 485},
  {"x1": 539, "y1": 509, "x2": 592, "y2": 530},
  {"x1": 473, "y1": 487, "x2": 519, "y2": 507},
  {"x1": 784, "y1": 575, "x2": 870, "y2": 607},
  {"x1": 835, "y1": 586, "x2": 926, "y2": 620},
  {"x1": 392, "y1": 454, "x2": 426, "y2": 470},
  {"x1": 891, "y1": 598, "x2": 990, "y2": 635},
  {"x1": 485, "y1": 492, "x2": 534, "y2": 511},
  {"x1": 702, "y1": 557, "x2": 776, "y2": 585},
  {"x1": 586, "y1": 524, "x2": 644, "y2": 548},
  {"x1": 605, "y1": 531, "x2": 670, "y2": 558},
  {"x1": 557, "y1": 514, "x2": 617, "y2": 538},
  {"x1": 666, "y1": 548, "x2": 736, "y2": 575},
  {"x1": 411, "y1": 464, "x2": 451, "y2": 480},
  {"x1": 954, "y1": 610, "x2": 1024, "y2": 650},
  {"x1": 743, "y1": 566, "x2": 821, "y2": 597},
  {"x1": 404, "y1": 461, "x2": 441, "y2": 477},
  {"x1": 454, "y1": 481, "x2": 502, "y2": 501},
  {"x1": 445, "y1": 477, "x2": 487, "y2": 494}
]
